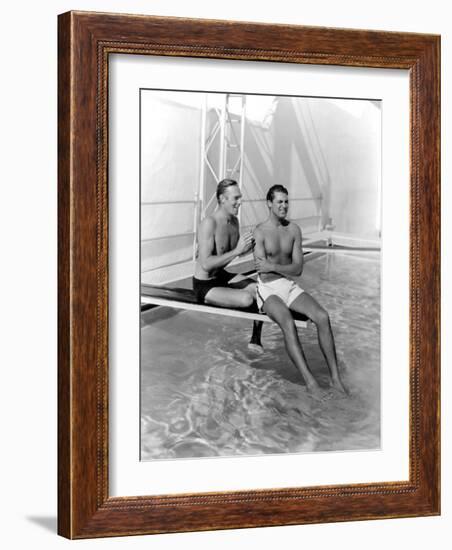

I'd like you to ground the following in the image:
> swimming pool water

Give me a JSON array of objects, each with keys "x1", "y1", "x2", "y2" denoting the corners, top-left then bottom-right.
[{"x1": 140, "y1": 252, "x2": 380, "y2": 460}]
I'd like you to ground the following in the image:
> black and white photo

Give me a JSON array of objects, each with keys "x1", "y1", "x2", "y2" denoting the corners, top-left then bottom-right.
[{"x1": 140, "y1": 90, "x2": 381, "y2": 460}]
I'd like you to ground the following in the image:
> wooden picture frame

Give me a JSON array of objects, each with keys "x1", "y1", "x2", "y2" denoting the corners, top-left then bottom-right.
[{"x1": 58, "y1": 11, "x2": 440, "y2": 539}]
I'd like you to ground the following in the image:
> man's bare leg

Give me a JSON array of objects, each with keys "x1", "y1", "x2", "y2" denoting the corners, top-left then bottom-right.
[
  {"x1": 248, "y1": 320, "x2": 264, "y2": 353},
  {"x1": 204, "y1": 286, "x2": 263, "y2": 350},
  {"x1": 290, "y1": 293, "x2": 347, "y2": 394},
  {"x1": 262, "y1": 295, "x2": 327, "y2": 399},
  {"x1": 227, "y1": 279, "x2": 264, "y2": 352},
  {"x1": 204, "y1": 286, "x2": 254, "y2": 308}
]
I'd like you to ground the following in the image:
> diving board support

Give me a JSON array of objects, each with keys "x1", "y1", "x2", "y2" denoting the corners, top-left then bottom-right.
[{"x1": 141, "y1": 295, "x2": 309, "y2": 328}]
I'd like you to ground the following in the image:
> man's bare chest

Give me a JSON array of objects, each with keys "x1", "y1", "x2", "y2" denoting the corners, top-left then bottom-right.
[
  {"x1": 214, "y1": 224, "x2": 238, "y2": 254},
  {"x1": 264, "y1": 229, "x2": 294, "y2": 257}
]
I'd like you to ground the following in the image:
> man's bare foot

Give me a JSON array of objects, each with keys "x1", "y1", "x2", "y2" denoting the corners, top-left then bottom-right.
[
  {"x1": 337, "y1": 359, "x2": 348, "y2": 372},
  {"x1": 247, "y1": 342, "x2": 264, "y2": 354},
  {"x1": 330, "y1": 377, "x2": 348, "y2": 396},
  {"x1": 306, "y1": 383, "x2": 334, "y2": 402}
]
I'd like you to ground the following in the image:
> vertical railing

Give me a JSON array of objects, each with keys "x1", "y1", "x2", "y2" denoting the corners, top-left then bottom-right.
[
  {"x1": 238, "y1": 95, "x2": 246, "y2": 227},
  {"x1": 193, "y1": 94, "x2": 207, "y2": 260},
  {"x1": 197, "y1": 93, "x2": 247, "y2": 228}
]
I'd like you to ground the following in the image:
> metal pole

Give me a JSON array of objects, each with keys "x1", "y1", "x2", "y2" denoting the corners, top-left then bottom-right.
[
  {"x1": 193, "y1": 93, "x2": 207, "y2": 260},
  {"x1": 238, "y1": 95, "x2": 247, "y2": 227},
  {"x1": 219, "y1": 94, "x2": 227, "y2": 180}
]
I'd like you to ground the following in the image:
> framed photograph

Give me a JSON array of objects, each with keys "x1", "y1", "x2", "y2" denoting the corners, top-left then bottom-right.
[{"x1": 58, "y1": 11, "x2": 440, "y2": 538}]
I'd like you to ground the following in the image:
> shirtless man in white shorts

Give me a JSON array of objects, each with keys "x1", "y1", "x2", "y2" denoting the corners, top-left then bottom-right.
[{"x1": 253, "y1": 184, "x2": 347, "y2": 397}]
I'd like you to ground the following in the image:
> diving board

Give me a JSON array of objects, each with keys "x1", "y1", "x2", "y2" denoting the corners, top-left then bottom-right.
[{"x1": 141, "y1": 284, "x2": 309, "y2": 328}]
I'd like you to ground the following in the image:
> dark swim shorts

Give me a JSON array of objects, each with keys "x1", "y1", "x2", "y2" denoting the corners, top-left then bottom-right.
[{"x1": 192, "y1": 270, "x2": 235, "y2": 304}]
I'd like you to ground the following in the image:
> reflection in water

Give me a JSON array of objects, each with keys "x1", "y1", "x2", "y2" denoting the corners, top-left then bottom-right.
[{"x1": 141, "y1": 253, "x2": 380, "y2": 460}]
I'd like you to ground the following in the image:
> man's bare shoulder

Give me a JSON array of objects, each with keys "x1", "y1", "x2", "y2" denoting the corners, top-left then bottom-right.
[
  {"x1": 253, "y1": 220, "x2": 269, "y2": 236},
  {"x1": 287, "y1": 220, "x2": 302, "y2": 237},
  {"x1": 255, "y1": 219, "x2": 273, "y2": 230},
  {"x1": 199, "y1": 215, "x2": 216, "y2": 233}
]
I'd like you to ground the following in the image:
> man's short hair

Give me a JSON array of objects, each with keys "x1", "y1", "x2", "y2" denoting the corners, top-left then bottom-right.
[
  {"x1": 216, "y1": 179, "x2": 239, "y2": 202},
  {"x1": 266, "y1": 184, "x2": 289, "y2": 202}
]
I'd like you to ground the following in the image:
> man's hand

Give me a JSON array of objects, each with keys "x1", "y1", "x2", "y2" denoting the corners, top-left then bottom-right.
[
  {"x1": 235, "y1": 231, "x2": 254, "y2": 256},
  {"x1": 254, "y1": 256, "x2": 274, "y2": 273}
]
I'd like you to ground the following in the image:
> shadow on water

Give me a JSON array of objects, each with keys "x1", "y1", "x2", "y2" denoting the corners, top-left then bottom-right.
[{"x1": 141, "y1": 305, "x2": 184, "y2": 326}]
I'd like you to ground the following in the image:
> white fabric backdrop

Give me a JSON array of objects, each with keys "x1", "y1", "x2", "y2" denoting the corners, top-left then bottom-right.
[{"x1": 141, "y1": 93, "x2": 381, "y2": 281}]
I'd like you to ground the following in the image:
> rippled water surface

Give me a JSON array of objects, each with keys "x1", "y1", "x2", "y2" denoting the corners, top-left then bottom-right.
[{"x1": 141, "y1": 253, "x2": 380, "y2": 460}]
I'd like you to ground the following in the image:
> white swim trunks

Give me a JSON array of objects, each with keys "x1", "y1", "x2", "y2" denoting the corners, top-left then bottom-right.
[{"x1": 256, "y1": 276, "x2": 304, "y2": 311}]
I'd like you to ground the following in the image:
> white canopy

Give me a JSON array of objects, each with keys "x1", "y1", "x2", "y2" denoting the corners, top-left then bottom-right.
[{"x1": 141, "y1": 91, "x2": 381, "y2": 284}]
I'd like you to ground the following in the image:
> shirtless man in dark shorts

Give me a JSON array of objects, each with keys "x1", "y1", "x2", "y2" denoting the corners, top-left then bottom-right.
[
  {"x1": 253, "y1": 184, "x2": 347, "y2": 397},
  {"x1": 193, "y1": 179, "x2": 263, "y2": 350}
]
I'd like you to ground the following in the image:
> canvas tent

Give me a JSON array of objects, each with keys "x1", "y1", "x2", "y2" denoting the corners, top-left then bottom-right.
[{"x1": 141, "y1": 91, "x2": 381, "y2": 285}]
